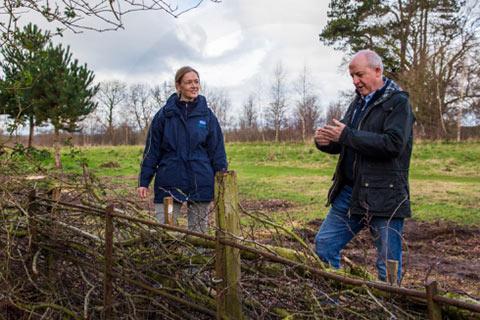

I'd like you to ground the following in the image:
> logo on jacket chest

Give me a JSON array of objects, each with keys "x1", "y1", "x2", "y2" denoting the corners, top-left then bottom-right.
[{"x1": 197, "y1": 119, "x2": 207, "y2": 129}]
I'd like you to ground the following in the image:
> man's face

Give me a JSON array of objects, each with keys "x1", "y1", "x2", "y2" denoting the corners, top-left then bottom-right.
[{"x1": 348, "y1": 56, "x2": 383, "y2": 96}]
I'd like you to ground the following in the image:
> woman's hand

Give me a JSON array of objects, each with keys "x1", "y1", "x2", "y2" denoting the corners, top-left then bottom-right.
[{"x1": 137, "y1": 187, "x2": 149, "y2": 199}]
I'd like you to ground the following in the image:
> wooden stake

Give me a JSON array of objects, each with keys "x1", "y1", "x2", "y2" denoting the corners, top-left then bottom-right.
[
  {"x1": 426, "y1": 280, "x2": 442, "y2": 320},
  {"x1": 104, "y1": 204, "x2": 115, "y2": 320},
  {"x1": 28, "y1": 189, "x2": 37, "y2": 242},
  {"x1": 163, "y1": 196, "x2": 173, "y2": 225},
  {"x1": 214, "y1": 171, "x2": 243, "y2": 320},
  {"x1": 386, "y1": 259, "x2": 399, "y2": 286},
  {"x1": 26, "y1": 189, "x2": 38, "y2": 281},
  {"x1": 48, "y1": 186, "x2": 61, "y2": 280}
]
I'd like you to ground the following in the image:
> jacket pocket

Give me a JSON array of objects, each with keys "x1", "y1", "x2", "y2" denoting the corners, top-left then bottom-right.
[
  {"x1": 358, "y1": 175, "x2": 406, "y2": 214},
  {"x1": 190, "y1": 157, "x2": 214, "y2": 187},
  {"x1": 157, "y1": 157, "x2": 186, "y2": 187}
]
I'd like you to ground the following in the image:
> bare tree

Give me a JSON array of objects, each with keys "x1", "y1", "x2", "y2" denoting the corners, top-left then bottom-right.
[
  {"x1": 325, "y1": 101, "x2": 345, "y2": 126},
  {"x1": 239, "y1": 94, "x2": 257, "y2": 130},
  {"x1": 150, "y1": 81, "x2": 173, "y2": 108},
  {"x1": 266, "y1": 62, "x2": 288, "y2": 142},
  {"x1": 323, "y1": 90, "x2": 354, "y2": 126},
  {"x1": 463, "y1": 50, "x2": 480, "y2": 126},
  {"x1": 96, "y1": 80, "x2": 127, "y2": 144},
  {"x1": 294, "y1": 65, "x2": 321, "y2": 142},
  {"x1": 1, "y1": 0, "x2": 220, "y2": 37},
  {"x1": 203, "y1": 85, "x2": 231, "y2": 129},
  {"x1": 125, "y1": 83, "x2": 154, "y2": 140},
  {"x1": 398, "y1": 3, "x2": 480, "y2": 139}
]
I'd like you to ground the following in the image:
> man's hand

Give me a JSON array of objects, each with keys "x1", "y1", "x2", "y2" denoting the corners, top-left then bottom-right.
[
  {"x1": 137, "y1": 187, "x2": 149, "y2": 199},
  {"x1": 314, "y1": 128, "x2": 330, "y2": 146},
  {"x1": 318, "y1": 119, "x2": 346, "y2": 142}
]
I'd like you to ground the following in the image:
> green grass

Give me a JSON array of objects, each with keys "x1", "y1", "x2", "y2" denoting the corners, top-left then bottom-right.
[
  {"x1": 59, "y1": 145, "x2": 144, "y2": 177},
  {"x1": 49, "y1": 141, "x2": 480, "y2": 225}
]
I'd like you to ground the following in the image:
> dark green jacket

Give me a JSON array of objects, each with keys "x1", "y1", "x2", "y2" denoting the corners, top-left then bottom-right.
[{"x1": 318, "y1": 79, "x2": 415, "y2": 218}]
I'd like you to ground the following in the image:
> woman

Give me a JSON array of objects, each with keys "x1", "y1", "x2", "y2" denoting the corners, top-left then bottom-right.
[{"x1": 138, "y1": 66, "x2": 227, "y2": 233}]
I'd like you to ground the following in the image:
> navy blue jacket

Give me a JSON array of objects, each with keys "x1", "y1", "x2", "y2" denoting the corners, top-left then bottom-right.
[{"x1": 139, "y1": 93, "x2": 227, "y2": 203}]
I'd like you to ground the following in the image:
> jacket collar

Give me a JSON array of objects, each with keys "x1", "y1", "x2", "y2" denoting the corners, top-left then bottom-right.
[
  {"x1": 353, "y1": 77, "x2": 404, "y2": 108},
  {"x1": 164, "y1": 93, "x2": 209, "y2": 117}
]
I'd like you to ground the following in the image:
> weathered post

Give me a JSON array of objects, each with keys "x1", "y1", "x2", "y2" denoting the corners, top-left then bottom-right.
[
  {"x1": 104, "y1": 204, "x2": 115, "y2": 320},
  {"x1": 426, "y1": 280, "x2": 442, "y2": 320},
  {"x1": 163, "y1": 196, "x2": 173, "y2": 225},
  {"x1": 50, "y1": 186, "x2": 61, "y2": 210},
  {"x1": 386, "y1": 259, "x2": 399, "y2": 286},
  {"x1": 27, "y1": 189, "x2": 37, "y2": 245},
  {"x1": 25, "y1": 189, "x2": 38, "y2": 280},
  {"x1": 214, "y1": 171, "x2": 243, "y2": 320},
  {"x1": 48, "y1": 186, "x2": 61, "y2": 280}
]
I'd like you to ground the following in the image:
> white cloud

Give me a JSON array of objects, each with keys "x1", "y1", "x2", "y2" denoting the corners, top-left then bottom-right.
[
  {"x1": 36, "y1": 0, "x2": 354, "y2": 116},
  {"x1": 203, "y1": 30, "x2": 243, "y2": 58},
  {"x1": 176, "y1": 23, "x2": 207, "y2": 55}
]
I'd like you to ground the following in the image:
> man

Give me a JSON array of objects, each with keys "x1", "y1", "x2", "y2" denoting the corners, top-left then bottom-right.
[{"x1": 314, "y1": 49, "x2": 415, "y2": 282}]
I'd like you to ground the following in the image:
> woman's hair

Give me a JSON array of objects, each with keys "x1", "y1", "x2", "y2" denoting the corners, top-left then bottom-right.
[{"x1": 175, "y1": 66, "x2": 200, "y2": 84}]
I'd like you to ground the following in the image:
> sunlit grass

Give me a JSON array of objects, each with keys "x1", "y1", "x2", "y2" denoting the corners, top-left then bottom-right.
[{"x1": 49, "y1": 141, "x2": 480, "y2": 225}]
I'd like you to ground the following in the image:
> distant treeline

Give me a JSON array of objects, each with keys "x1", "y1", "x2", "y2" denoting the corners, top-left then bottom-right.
[{"x1": 3, "y1": 124, "x2": 480, "y2": 148}]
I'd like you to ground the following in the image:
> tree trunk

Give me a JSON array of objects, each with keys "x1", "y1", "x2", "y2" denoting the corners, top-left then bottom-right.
[
  {"x1": 108, "y1": 126, "x2": 114, "y2": 145},
  {"x1": 54, "y1": 128, "x2": 62, "y2": 169},
  {"x1": 456, "y1": 108, "x2": 462, "y2": 142},
  {"x1": 28, "y1": 116, "x2": 34, "y2": 148},
  {"x1": 301, "y1": 118, "x2": 306, "y2": 143},
  {"x1": 435, "y1": 81, "x2": 447, "y2": 138}
]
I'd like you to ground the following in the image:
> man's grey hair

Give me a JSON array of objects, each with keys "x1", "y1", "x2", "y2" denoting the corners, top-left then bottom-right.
[{"x1": 353, "y1": 49, "x2": 384, "y2": 72}]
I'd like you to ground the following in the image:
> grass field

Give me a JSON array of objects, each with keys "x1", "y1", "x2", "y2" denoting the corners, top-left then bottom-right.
[{"x1": 51, "y1": 141, "x2": 480, "y2": 225}]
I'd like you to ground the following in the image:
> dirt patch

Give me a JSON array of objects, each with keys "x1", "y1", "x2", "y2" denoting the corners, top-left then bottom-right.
[
  {"x1": 305, "y1": 219, "x2": 480, "y2": 298},
  {"x1": 99, "y1": 161, "x2": 121, "y2": 168},
  {"x1": 240, "y1": 199, "x2": 294, "y2": 212}
]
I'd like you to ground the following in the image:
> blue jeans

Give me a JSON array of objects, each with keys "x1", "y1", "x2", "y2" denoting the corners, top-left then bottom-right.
[{"x1": 315, "y1": 186, "x2": 404, "y2": 282}]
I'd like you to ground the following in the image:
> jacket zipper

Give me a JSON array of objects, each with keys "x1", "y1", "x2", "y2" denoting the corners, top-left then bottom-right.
[
  {"x1": 351, "y1": 94, "x2": 391, "y2": 186},
  {"x1": 185, "y1": 101, "x2": 197, "y2": 201}
]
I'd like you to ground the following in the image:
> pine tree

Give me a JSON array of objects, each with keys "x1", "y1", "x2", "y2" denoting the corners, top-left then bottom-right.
[
  {"x1": 40, "y1": 44, "x2": 98, "y2": 168},
  {"x1": 0, "y1": 24, "x2": 51, "y2": 147},
  {"x1": 0, "y1": 24, "x2": 98, "y2": 166},
  {"x1": 320, "y1": 0, "x2": 479, "y2": 138}
]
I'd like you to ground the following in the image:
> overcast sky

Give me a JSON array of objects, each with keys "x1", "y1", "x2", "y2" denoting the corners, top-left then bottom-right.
[{"x1": 43, "y1": 0, "x2": 353, "y2": 119}]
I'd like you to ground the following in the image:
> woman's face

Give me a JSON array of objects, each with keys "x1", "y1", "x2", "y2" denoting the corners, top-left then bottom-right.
[{"x1": 176, "y1": 71, "x2": 200, "y2": 101}]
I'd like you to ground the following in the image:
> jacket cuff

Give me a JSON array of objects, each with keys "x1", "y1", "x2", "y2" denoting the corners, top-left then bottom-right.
[
  {"x1": 214, "y1": 166, "x2": 228, "y2": 173},
  {"x1": 338, "y1": 126, "x2": 350, "y2": 144},
  {"x1": 138, "y1": 176, "x2": 152, "y2": 188}
]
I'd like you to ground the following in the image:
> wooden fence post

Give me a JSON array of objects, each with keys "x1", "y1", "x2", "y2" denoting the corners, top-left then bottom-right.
[
  {"x1": 28, "y1": 189, "x2": 37, "y2": 245},
  {"x1": 25, "y1": 189, "x2": 38, "y2": 281},
  {"x1": 48, "y1": 186, "x2": 61, "y2": 281},
  {"x1": 163, "y1": 196, "x2": 173, "y2": 225},
  {"x1": 426, "y1": 280, "x2": 442, "y2": 320},
  {"x1": 104, "y1": 204, "x2": 115, "y2": 320},
  {"x1": 214, "y1": 171, "x2": 243, "y2": 320},
  {"x1": 50, "y1": 186, "x2": 61, "y2": 212},
  {"x1": 386, "y1": 259, "x2": 399, "y2": 286}
]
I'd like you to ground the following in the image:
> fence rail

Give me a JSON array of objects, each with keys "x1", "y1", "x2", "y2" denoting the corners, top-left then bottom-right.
[{"x1": 2, "y1": 171, "x2": 479, "y2": 319}]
